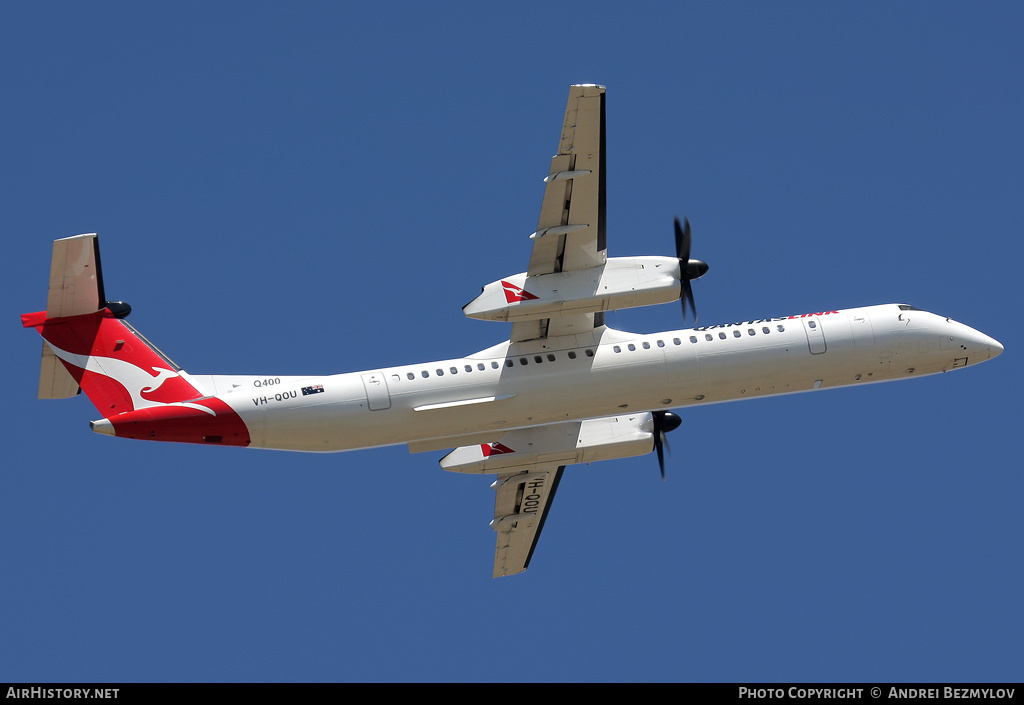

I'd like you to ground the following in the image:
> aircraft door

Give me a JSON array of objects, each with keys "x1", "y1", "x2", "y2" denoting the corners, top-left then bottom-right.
[
  {"x1": 361, "y1": 372, "x2": 392, "y2": 410},
  {"x1": 803, "y1": 318, "x2": 826, "y2": 354},
  {"x1": 849, "y1": 313, "x2": 875, "y2": 347}
]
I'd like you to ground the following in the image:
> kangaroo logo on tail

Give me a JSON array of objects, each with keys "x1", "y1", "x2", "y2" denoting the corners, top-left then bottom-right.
[{"x1": 22, "y1": 233, "x2": 250, "y2": 446}]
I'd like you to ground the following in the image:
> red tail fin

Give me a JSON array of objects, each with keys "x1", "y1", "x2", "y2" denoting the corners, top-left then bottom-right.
[
  {"x1": 23, "y1": 233, "x2": 250, "y2": 447},
  {"x1": 22, "y1": 308, "x2": 205, "y2": 418}
]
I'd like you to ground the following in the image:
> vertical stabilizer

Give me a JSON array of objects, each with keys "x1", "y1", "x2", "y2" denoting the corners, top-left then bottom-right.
[
  {"x1": 23, "y1": 233, "x2": 209, "y2": 417},
  {"x1": 24, "y1": 233, "x2": 250, "y2": 446}
]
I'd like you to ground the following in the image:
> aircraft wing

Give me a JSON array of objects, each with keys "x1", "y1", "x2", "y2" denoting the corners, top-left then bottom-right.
[
  {"x1": 438, "y1": 414, "x2": 655, "y2": 576},
  {"x1": 490, "y1": 466, "x2": 565, "y2": 577},
  {"x1": 511, "y1": 84, "x2": 607, "y2": 343},
  {"x1": 439, "y1": 423, "x2": 577, "y2": 576}
]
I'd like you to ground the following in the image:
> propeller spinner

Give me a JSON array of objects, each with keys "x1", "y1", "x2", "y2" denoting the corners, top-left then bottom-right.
[{"x1": 674, "y1": 217, "x2": 709, "y2": 322}]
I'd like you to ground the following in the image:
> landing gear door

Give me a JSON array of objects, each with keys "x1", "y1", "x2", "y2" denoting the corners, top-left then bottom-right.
[
  {"x1": 361, "y1": 372, "x2": 391, "y2": 410},
  {"x1": 803, "y1": 318, "x2": 827, "y2": 354}
]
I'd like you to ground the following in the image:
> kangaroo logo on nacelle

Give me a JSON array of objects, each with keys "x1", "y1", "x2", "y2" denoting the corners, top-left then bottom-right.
[
  {"x1": 481, "y1": 442, "x2": 516, "y2": 456},
  {"x1": 501, "y1": 281, "x2": 539, "y2": 304}
]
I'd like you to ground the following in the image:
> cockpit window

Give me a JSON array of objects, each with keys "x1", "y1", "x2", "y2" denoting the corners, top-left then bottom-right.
[{"x1": 898, "y1": 304, "x2": 922, "y2": 311}]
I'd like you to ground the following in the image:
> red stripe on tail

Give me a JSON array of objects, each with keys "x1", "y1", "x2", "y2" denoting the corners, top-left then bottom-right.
[
  {"x1": 23, "y1": 308, "x2": 204, "y2": 418},
  {"x1": 24, "y1": 307, "x2": 251, "y2": 447}
]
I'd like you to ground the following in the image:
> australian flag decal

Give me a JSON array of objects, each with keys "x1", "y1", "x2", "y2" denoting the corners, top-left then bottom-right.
[{"x1": 301, "y1": 384, "x2": 325, "y2": 396}]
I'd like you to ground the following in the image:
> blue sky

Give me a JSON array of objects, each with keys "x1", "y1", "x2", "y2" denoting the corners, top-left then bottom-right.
[{"x1": 2, "y1": 2, "x2": 1020, "y2": 683}]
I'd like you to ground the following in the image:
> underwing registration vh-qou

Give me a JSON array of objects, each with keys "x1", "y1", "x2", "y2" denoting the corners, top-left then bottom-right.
[{"x1": 21, "y1": 84, "x2": 1003, "y2": 577}]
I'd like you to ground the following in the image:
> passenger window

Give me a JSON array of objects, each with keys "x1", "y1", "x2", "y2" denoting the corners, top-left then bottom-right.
[
  {"x1": 762, "y1": 327, "x2": 770, "y2": 334},
  {"x1": 547, "y1": 354, "x2": 556, "y2": 362},
  {"x1": 809, "y1": 320, "x2": 817, "y2": 329},
  {"x1": 491, "y1": 361, "x2": 498, "y2": 369},
  {"x1": 436, "y1": 369, "x2": 444, "y2": 376},
  {"x1": 478, "y1": 363, "x2": 485, "y2": 371},
  {"x1": 519, "y1": 358, "x2": 528, "y2": 365},
  {"x1": 407, "y1": 372, "x2": 415, "y2": 380},
  {"x1": 689, "y1": 336, "x2": 698, "y2": 343},
  {"x1": 705, "y1": 334, "x2": 713, "y2": 341},
  {"x1": 719, "y1": 332, "x2": 726, "y2": 340},
  {"x1": 628, "y1": 344, "x2": 636, "y2": 351},
  {"x1": 450, "y1": 367, "x2": 458, "y2": 375},
  {"x1": 614, "y1": 345, "x2": 622, "y2": 353},
  {"x1": 733, "y1": 330, "x2": 741, "y2": 338},
  {"x1": 505, "y1": 360, "x2": 514, "y2": 368},
  {"x1": 748, "y1": 329, "x2": 755, "y2": 336},
  {"x1": 465, "y1": 365, "x2": 472, "y2": 373},
  {"x1": 642, "y1": 342, "x2": 650, "y2": 350},
  {"x1": 777, "y1": 325, "x2": 785, "y2": 332},
  {"x1": 673, "y1": 338, "x2": 681, "y2": 345},
  {"x1": 585, "y1": 349, "x2": 594, "y2": 357},
  {"x1": 568, "y1": 351, "x2": 577, "y2": 359},
  {"x1": 534, "y1": 356, "x2": 543, "y2": 363},
  {"x1": 657, "y1": 340, "x2": 665, "y2": 347},
  {"x1": 421, "y1": 371, "x2": 429, "y2": 378}
]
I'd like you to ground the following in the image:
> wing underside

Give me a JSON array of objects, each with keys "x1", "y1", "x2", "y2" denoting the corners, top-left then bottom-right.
[
  {"x1": 495, "y1": 85, "x2": 606, "y2": 570},
  {"x1": 491, "y1": 466, "x2": 564, "y2": 577},
  {"x1": 437, "y1": 413, "x2": 656, "y2": 576},
  {"x1": 446, "y1": 85, "x2": 620, "y2": 576},
  {"x1": 511, "y1": 84, "x2": 607, "y2": 343}
]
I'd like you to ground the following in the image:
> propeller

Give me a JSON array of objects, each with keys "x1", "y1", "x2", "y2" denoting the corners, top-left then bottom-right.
[
  {"x1": 652, "y1": 410, "x2": 682, "y2": 481},
  {"x1": 674, "y1": 217, "x2": 709, "y2": 322}
]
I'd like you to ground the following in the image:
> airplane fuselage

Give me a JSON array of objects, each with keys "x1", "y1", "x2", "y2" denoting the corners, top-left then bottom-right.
[{"x1": 119, "y1": 303, "x2": 998, "y2": 454}]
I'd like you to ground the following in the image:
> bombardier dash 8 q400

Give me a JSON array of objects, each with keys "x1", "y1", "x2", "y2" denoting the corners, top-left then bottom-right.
[{"x1": 22, "y1": 85, "x2": 1003, "y2": 577}]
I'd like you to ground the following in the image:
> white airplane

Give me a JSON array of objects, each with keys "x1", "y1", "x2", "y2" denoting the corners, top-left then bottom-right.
[{"x1": 22, "y1": 84, "x2": 1003, "y2": 577}]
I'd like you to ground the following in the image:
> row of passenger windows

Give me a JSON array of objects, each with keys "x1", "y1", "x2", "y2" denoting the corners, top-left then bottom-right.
[
  {"x1": 614, "y1": 338, "x2": 679, "y2": 353},
  {"x1": 395, "y1": 324, "x2": 792, "y2": 380},
  {"x1": 610, "y1": 324, "x2": 789, "y2": 351},
  {"x1": 400, "y1": 348, "x2": 597, "y2": 380},
  {"x1": 687, "y1": 324, "x2": 787, "y2": 343}
]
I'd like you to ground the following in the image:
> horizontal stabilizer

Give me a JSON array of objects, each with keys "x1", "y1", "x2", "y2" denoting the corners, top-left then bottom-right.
[
  {"x1": 46, "y1": 233, "x2": 105, "y2": 319},
  {"x1": 37, "y1": 342, "x2": 80, "y2": 399}
]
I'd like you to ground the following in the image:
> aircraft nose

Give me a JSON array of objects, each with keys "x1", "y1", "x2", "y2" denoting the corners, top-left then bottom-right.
[
  {"x1": 980, "y1": 332, "x2": 1004, "y2": 360},
  {"x1": 967, "y1": 328, "x2": 1003, "y2": 361}
]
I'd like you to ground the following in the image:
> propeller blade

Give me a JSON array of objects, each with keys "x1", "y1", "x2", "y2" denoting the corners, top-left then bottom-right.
[
  {"x1": 656, "y1": 433, "x2": 666, "y2": 480},
  {"x1": 681, "y1": 278, "x2": 696, "y2": 322},
  {"x1": 652, "y1": 411, "x2": 682, "y2": 480},
  {"x1": 674, "y1": 217, "x2": 691, "y2": 263},
  {"x1": 673, "y1": 216, "x2": 704, "y2": 323}
]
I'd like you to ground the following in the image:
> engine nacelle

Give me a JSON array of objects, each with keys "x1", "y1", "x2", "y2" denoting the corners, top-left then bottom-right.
[
  {"x1": 440, "y1": 413, "x2": 655, "y2": 474},
  {"x1": 463, "y1": 257, "x2": 681, "y2": 322}
]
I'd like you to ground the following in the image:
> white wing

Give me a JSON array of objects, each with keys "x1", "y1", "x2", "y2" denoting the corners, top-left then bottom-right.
[
  {"x1": 511, "y1": 84, "x2": 607, "y2": 342},
  {"x1": 490, "y1": 466, "x2": 564, "y2": 577},
  {"x1": 438, "y1": 413, "x2": 655, "y2": 576}
]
